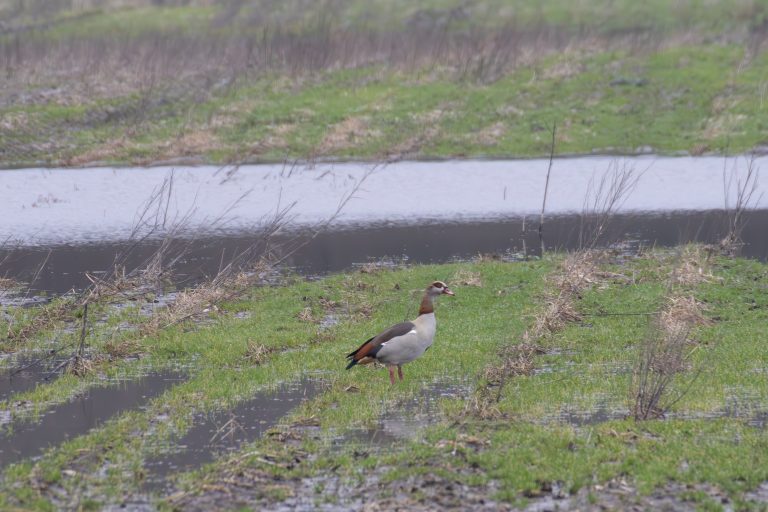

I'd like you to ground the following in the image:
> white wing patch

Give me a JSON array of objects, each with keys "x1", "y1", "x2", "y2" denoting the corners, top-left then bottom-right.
[{"x1": 408, "y1": 329, "x2": 417, "y2": 334}]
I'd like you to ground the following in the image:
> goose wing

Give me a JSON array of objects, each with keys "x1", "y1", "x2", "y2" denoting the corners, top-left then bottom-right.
[{"x1": 345, "y1": 321, "x2": 415, "y2": 369}]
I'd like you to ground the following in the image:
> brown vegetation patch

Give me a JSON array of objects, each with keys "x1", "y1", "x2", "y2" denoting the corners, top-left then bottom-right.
[
  {"x1": 671, "y1": 246, "x2": 715, "y2": 286},
  {"x1": 319, "y1": 116, "x2": 380, "y2": 154},
  {"x1": 632, "y1": 278, "x2": 711, "y2": 420},
  {"x1": 702, "y1": 113, "x2": 747, "y2": 140},
  {"x1": 104, "y1": 337, "x2": 143, "y2": 359},
  {"x1": 0, "y1": 277, "x2": 18, "y2": 290},
  {"x1": 245, "y1": 341, "x2": 273, "y2": 366},
  {"x1": 296, "y1": 307, "x2": 315, "y2": 323},
  {"x1": 140, "y1": 268, "x2": 264, "y2": 337},
  {"x1": 482, "y1": 343, "x2": 544, "y2": 386},
  {"x1": 472, "y1": 121, "x2": 506, "y2": 146},
  {"x1": 660, "y1": 295, "x2": 712, "y2": 331},
  {"x1": 68, "y1": 137, "x2": 133, "y2": 166},
  {"x1": 524, "y1": 293, "x2": 582, "y2": 342},
  {"x1": 389, "y1": 109, "x2": 445, "y2": 157},
  {"x1": 6, "y1": 297, "x2": 78, "y2": 344},
  {"x1": 553, "y1": 250, "x2": 607, "y2": 294},
  {"x1": 158, "y1": 130, "x2": 221, "y2": 159},
  {"x1": 451, "y1": 269, "x2": 482, "y2": 287}
]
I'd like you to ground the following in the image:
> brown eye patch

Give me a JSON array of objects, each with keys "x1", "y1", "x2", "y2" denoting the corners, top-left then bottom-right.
[{"x1": 432, "y1": 281, "x2": 445, "y2": 288}]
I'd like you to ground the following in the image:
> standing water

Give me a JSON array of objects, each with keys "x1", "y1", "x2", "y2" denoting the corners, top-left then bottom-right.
[{"x1": 1, "y1": 157, "x2": 766, "y2": 294}]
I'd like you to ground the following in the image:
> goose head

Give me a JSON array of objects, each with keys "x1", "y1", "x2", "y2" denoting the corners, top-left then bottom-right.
[{"x1": 427, "y1": 281, "x2": 455, "y2": 297}]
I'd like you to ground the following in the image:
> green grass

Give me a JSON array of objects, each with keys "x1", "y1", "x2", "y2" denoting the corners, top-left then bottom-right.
[
  {"x1": 2, "y1": 0, "x2": 768, "y2": 167},
  {"x1": 1, "y1": 251, "x2": 768, "y2": 509},
  {"x1": 6, "y1": 43, "x2": 767, "y2": 167}
]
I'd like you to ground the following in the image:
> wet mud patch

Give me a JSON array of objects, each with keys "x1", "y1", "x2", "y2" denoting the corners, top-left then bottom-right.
[
  {"x1": 0, "y1": 371, "x2": 185, "y2": 469},
  {"x1": 338, "y1": 382, "x2": 470, "y2": 448},
  {"x1": 0, "y1": 353, "x2": 70, "y2": 403},
  {"x1": 142, "y1": 378, "x2": 322, "y2": 492}
]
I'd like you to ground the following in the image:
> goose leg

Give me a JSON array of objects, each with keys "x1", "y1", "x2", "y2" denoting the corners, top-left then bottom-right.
[
  {"x1": 388, "y1": 366, "x2": 396, "y2": 385},
  {"x1": 397, "y1": 365, "x2": 404, "y2": 381}
]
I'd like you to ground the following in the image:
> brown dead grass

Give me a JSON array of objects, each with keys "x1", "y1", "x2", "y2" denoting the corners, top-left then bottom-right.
[
  {"x1": 297, "y1": 307, "x2": 315, "y2": 323},
  {"x1": 140, "y1": 270, "x2": 261, "y2": 337},
  {"x1": 660, "y1": 295, "x2": 712, "y2": 331},
  {"x1": 472, "y1": 121, "x2": 506, "y2": 146},
  {"x1": 68, "y1": 137, "x2": 133, "y2": 166},
  {"x1": 389, "y1": 109, "x2": 445, "y2": 157},
  {"x1": 245, "y1": 341, "x2": 272, "y2": 366},
  {"x1": 524, "y1": 293, "x2": 582, "y2": 342},
  {"x1": 319, "y1": 116, "x2": 380, "y2": 154},
  {"x1": 631, "y1": 252, "x2": 714, "y2": 420},
  {"x1": 6, "y1": 297, "x2": 78, "y2": 344},
  {"x1": 671, "y1": 246, "x2": 716, "y2": 286},
  {"x1": 482, "y1": 343, "x2": 544, "y2": 386},
  {"x1": 104, "y1": 336, "x2": 143, "y2": 359},
  {"x1": 523, "y1": 251, "x2": 607, "y2": 341},
  {"x1": 0, "y1": 277, "x2": 18, "y2": 289},
  {"x1": 158, "y1": 130, "x2": 221, "y2": 158},
  {"x1": 451, "y1": 269, "x2": 482, "y2": 287},
  {"x1": 470, "y1": 250, "x2": 615, "y2": 416}
]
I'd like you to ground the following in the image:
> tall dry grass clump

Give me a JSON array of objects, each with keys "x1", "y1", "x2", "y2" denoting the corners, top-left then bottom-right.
[
  {"x1": 720, "y1": 154, "x2": 761, "y2": 256},
  {"x1": 631, "y1": 248, "x2": 712, "y2": 420}
]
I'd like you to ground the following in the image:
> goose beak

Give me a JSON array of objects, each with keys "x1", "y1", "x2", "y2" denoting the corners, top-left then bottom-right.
[{"x1": 443, "y1": 287, "x2": 455, "y2": 296}]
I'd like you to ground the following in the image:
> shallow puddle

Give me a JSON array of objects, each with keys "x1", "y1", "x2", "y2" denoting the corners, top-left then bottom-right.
[
  {"x1": 548, "y1": 403, "x2": 628, "y2": 427},
  {"x1": 340, "y1": 382, "x2": 470, "y2": 447},
  {"x1": 0, "y1": 353, "x2": 69, "y2": 402},
  {"x1": 141, "y1": 378, "x2": 322, "y2": 491},
  {"x1": 5, "y1": 209, "x2": 768, "y2": 296},
  {"x1": 0, "y1": 371, "x2": 185, "y2": 469}
]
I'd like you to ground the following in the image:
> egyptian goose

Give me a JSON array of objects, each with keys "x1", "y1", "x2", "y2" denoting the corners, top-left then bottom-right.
[{"x1": 345, "y1": 281, "x2": 454, "y2": 384}]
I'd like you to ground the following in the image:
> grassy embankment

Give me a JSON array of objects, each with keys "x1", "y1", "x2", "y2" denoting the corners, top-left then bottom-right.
[
  {"x1": 0, "y1": 249, "x2": 767, "y2": 510},
  {"x1": 1, "y1": 0, "x2": 767, "y2": 167}
]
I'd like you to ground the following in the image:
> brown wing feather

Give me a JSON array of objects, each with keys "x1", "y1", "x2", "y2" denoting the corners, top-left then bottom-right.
[{"x1": 346, "y1": 321, "x2": 415, "y2": 367}]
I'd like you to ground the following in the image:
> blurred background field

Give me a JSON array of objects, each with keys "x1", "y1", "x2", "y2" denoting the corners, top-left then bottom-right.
[{"x1": 1, "y1": 0, "x2": 767, "y2": 167}]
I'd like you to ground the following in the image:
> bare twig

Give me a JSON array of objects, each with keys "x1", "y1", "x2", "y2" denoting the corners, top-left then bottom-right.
[
  {"x1": 538, "y1": 121, "x2": 556, "y2": 255},
  {"x1": 720, "y1": 154, "x2": 762, "y2": 256}
]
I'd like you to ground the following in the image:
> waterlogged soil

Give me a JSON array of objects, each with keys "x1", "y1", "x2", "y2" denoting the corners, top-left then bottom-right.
[
  {"x1": 0, "y1": 371, "x2": 185, "y2": 468},
  {"x1": 5, "y1": 209, "x2": 768, "y2": 295},
  {"x1": 339, "y1": 382, "x2": 470, "y2": 447},
  {"x1": 142, "y1": 378, "x2": 323, "y2": 491},
  {"x1": 0, "y1": 354, "x2": 69, "y2": 402},
  {"x1": 176, "y1": 455, "x2": 753, "y2": 512}
]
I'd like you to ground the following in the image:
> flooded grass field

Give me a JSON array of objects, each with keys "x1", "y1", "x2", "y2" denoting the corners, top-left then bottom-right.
[{"x1": 1, "y1": 157, "x2": 767, "y2": 510}]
